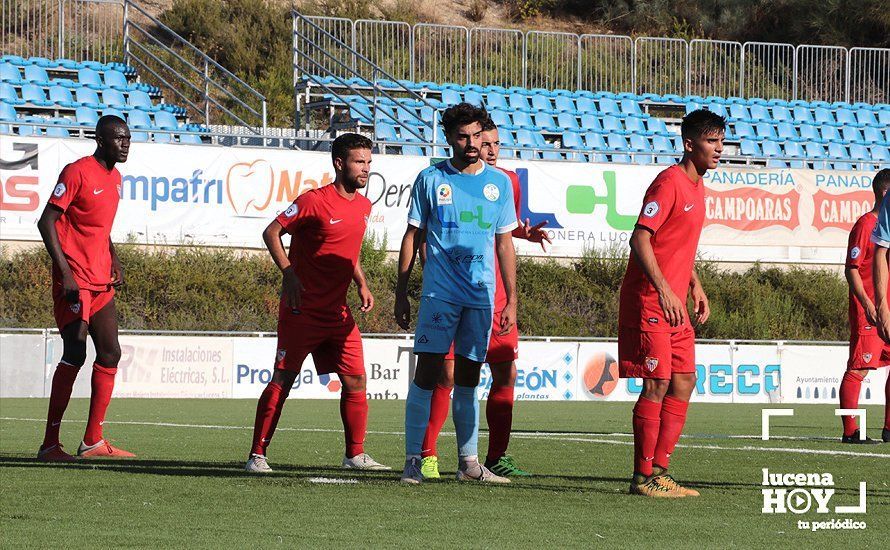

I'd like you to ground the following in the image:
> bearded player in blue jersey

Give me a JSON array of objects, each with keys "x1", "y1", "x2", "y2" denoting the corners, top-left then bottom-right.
[{"x1": 395, "y1": 103, "x2": 519, "y2": 484}]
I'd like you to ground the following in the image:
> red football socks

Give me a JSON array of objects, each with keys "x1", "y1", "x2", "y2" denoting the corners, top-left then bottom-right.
[
  {"x1": 632, "y1": 397, "x2": 662, "y2": 477},
  {"x1": 42, "y1": 362, "x2": 80, "y2": 449},
  {"x1": 340, "y1": 390, "x2": 368, "y2": 458},
  {"x1": 653, "y1": 395, "x2": 689, "y2": 470},
  {"x1": 251, "y1": 382, "x2": 286, "y2": 456},
  {"x1": 884, "y1": 375, "x2": 889, "y2": 431},
  {"x1": 421, "y1": 384, "x2": 452, "y2": 458},
  {"x1": 485, "y1": 384, "x2": 515, "y2": 463},
  {"x1": 83, "y1": 363, "x2": 117, "y2": 446},
  {"x1": 839, "y1": 370, "x2": 865, "y2": 436}
]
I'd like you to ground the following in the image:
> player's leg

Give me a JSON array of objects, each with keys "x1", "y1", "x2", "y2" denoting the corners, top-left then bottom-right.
[
  {"x1": 247, "y1": 368, "x2": 297, "y2": 472},
  {"x1": 841, "y1": 332, "x2": 884, "y2": 443},
  {"x1": 452, "y1": 306, "x2": 508, "y2": 483},
  {"x1": 618, "y1": 327, "x2": 680, "y2": 497},
  {"x1": 403, "y1": 297, "x2": 459, "y2": 483},
  {"x1": 484, "y1": 313, "x2": 526, "y2": 476},
  {"x1": 650, "y1": 328, "x2": 699, "y2": 496},
  {"x1": 77, "y1": 294, "x2": 134, "y2": 458},
  {"x1": 884, "y1": 372, "x2": 890, "y2": 442},
  {"x1": 421, "y1": 353, "x2": 453, "y2": 479},
  {"x1": 39, "y1": 312, "x2": 88, "y2": 462}
]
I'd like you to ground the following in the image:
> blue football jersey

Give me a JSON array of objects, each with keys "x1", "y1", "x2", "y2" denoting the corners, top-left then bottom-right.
[
  {"x1": 407, "y1": 160, "x2": 518, "y2": 308},
  {"x1": 873, "y1": 192, "x2": 890, "y2": 248}
]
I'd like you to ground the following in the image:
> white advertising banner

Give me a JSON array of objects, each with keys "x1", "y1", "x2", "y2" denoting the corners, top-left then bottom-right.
[
  {"x1": 1, "y1": 136, "x2": 877, "y2": 264},
  {"x1": 780, "y1": 345, "x2": 888, "y2": 405}
]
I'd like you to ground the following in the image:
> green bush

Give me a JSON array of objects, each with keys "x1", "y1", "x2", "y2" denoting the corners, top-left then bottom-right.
[{"x1": 0, "y1": 241, "x2": 850, "y2": 341}]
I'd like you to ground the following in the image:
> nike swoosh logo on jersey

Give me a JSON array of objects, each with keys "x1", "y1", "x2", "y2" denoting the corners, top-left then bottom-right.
[
  {"x1": 329, "y1": 218, "x2": 342, "y2": 224},
  {"x1": 93, "y1": 188, "x2": 104, "y2": 195},
  {"x1": 684, "y1": 203, "x2": 694, "y2": 211}
]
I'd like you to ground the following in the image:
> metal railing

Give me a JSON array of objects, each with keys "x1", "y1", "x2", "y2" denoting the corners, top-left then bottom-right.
[
  {"x1": 293, "y1": 13, "x2": 890, "y2": 104},
  {"x1": 3, "y1": 0, "x2": 267, "y2": 133}
]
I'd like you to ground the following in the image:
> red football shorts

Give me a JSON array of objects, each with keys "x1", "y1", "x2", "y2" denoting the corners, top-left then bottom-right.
[
  {"x1": 847, "y1": 329, "x2": 890, "y2": 370},
  {"x1": 618, "y1": 325, "x2": 695, "y2": 380},
  {"x1": 275, "y1": 318, "x2": 365, "y2": 376},
  {"x1": 444, "y1": 309, "x2": 519, "y2": 364},
  {"x1": 52, "y1": 281, "x2": 115, "y2": 331}
]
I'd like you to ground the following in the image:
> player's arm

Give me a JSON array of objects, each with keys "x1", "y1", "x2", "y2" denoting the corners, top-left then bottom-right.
[
  {"x1": 495, "y1": 231, "x2": 517, "y2": 335},
  {"x1": 689, "y1": 268, "x2": 709, "y2": 325},
  {"x1": 394, "y1": 225, "x2": 421, "y2": 329},
  {"x1": 353, "y1": 261, "x2": 374, "y2": 312},
  {"x1": 873, "y1": 245, "x2": 890, "y2": 341},
  {"x1": 263, "y1": 219, "x2": 303, "y2": 309},
  {"x1": 109, "y1": 239, "x2": 124, "y2": 287},
  {"x1": 37, "y1": 204, "x2": 78, "y2": 302},
  {"x1": 846, "y1": 264, "x2": 877, "y2": 325},
  {"x1": 629, "y1": 227, "x2": 685, "y2": 327},
  {"x1": 417, "y1": 227, "x2": 428, "y2": 267}
]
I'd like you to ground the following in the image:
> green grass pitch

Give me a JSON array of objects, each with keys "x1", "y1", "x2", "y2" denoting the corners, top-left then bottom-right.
[{"x1": 1, "y1": 399, "x2": 887, "y2": 548}]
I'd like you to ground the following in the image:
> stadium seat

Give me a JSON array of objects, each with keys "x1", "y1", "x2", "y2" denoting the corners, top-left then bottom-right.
[
  {"x1": 102, "y1": 88, "x2": 130, "y2": 110},
  {"x1": 579, "y1": 114, "x2": 602, "y2": 132},
  {"x1": 850, "y1": 143, "x2": 870, "y2": 162},
  {"x1": 799, "y1": 124, "x2": 822, "y2": 142},
  {"x1": 16, "y1": 118, "x2": 41, "y2": 136},
  {"x1": 531, "y1": 94, "x2": 553, "y2": 112},
  {"x1": 647, "y1": 117, "x2": 669, "y2": 135},
  {"x1": 0, "y1": 62, "x2": 23, "y2": 83},
  {"x1": 127, "y1": 90, "x2": 159, "y2": 112},
  {"x1": 348, "y1": 102, "x2": 373, "y2": 124},
  {"x1": 557, "y1": 112, "x2": 580, "y2": 132},
  {"x1": 554, "y1": 96, "x2": 576, "y2": 113},
  {"x1": 820, "y1": 126, "x2": 841, "y2": 142},
  {"x1": 0, "y1": 102, "x2": 17, "y2": 121},
  {"x1": 841, "y1": 127, "x2": 864, "y2": 144},
  {"x1": 629, "y1": 134, "x2": 653, "y2": 164},
  {"x1": 464, "y1": 90, "x2": 484, "y2": 106},
  {"x1": 804, "y1": 141, "x2": 828, "y2": 169},
  {"x1": 515, "y1": 129, "x2": 539, "y2": 160},
  {"x1": 23, "y1": 64, "x2": 51, "y2": 86},
  {"x1": 0, "y1": 83, "x2": 22, "y2": 105},
  {"x1": 827, "y1": 142, "x2": 850, "y2": 159},
  {"x1": 48, "y1": 85, "x2": 77, "y2": 108},
  {"x1": 598, "y1": 97, "x2": 620, "y2": 115},
  {"x1": 605, "y1": 134, "x2": 631, "y2": 163},
  {"x1": 46, "y1": 125, "x2": 70, "y2": 138},
  {"x1": 489, "y1": 109, "x2": 511, "y2": 129},
  {"x1": 486, "y1": 92, "x2": 508, "y2": 109},
  {"x1": 102, "y1": 108, "x2": 126, "y2": 120},
  {"x1": 576, "y1": 97, "x2": 597, "y2": 115},
  {"x1": 620, "y1": 99, "x2": 642, "y2": 116},
  {"x1": 771, "y1": 105, "x2": 792, "y2": 122},
  {"x1": 749, "y1": 104, "x2": 771, "y2": 121},
  {"x1": 813, "y1": 107, "x2": 835, "y2": 125},
  {"x1": 740, "y1": 139, "x2": 762, "y2": 157},
  {"x1": 705, "y1": 102, "x2": 728, "y2": 118},
  {"x1": 871, "y1": 146, "x2": 890, "y2": 163},
  {"x1": 864, "y1": 126, "x2": 886, "y2": 144},
  {"x1": 104, "y1": 69, "x2": 134, "y2": 91},
  {"x1": 127, "y1": 109, "x2": 153, "y2": 130},
  {"x1": 877, "y1": 110, "x2": 890, "y2": 126},
  {"x1": 734, "y1": 121, "x2": 756, "y2": 140},
  {"x1": 792, "y1": 106, "x2": 814, "y2": 124},
  {"x1": 534, "y1": 112, "x2": 560, "y2": 132},
  {"x1": 77, "y1": 68, "x2": 104, "y2": 89},
  {"x1": 602, "y1": 115, "x2": 626, "y2": 133},
  {"x1": 729, "y1": 103, "x2": 751, "y2": 120},
  {"x1": 441, "y1": 88, "x2": 461, "y2": 106},
  {"x1": 375, "y1": 123, "x2": 398, "y2": 141},
  {"x1": 835, "y1": 108, "x2": 859, "y2": 127},
  {"x1": 75, "y1": 106, "x2": 98, "y2": 126},
  {"x1": 512, "y1": 110, "x2": 534, "y2": 129},
  {"x1": 152, "y1": 130, "x2": 173, "y2": 143},
  {"x1": 856, "y1": 108, "x2": 878, "y2": 126},
  {"x1": 651, "y1": 135, "x2": 676, "y2": 164},
  {"x1": 75, "y1": 87, "x2": 103, "y2": 109},
  {"x1": 776, "y1": 122, "x2": 798, "y2": 140},
  {"x1": 782, "y1": 141, "x2": 806, "y2": 168},
  {"x1": 509, "y1": 93, "x2": 531, "y2": 112},
  {"x1": 21, "y1": 84, "x2": 53, "y2": 106},
  {"x1": 755, "y1": 122, "x2": 777, "y2": 140}
]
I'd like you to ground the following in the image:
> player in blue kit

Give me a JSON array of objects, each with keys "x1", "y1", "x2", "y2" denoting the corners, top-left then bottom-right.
[{"x1": 394, "y1": 103, "x2": 519, "y2": 484}]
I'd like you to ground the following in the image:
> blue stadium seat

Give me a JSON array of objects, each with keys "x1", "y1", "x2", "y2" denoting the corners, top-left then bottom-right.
[
  {"x1": 755, "y1": 122, "x2": 777, "y2": 140},
  {"x1": 28, "y1": 57, "x2": 55, "y2": 68},
  {"x1": 583, "y1": 132, "x2": 609, "y2": 162},
  {"x1": 102, "y1": 108, "x2": 126, "y2": 120},
  {"x1": 576, "y1": 97, "x2": 598, "y2": 114},
  {"x1": 580, "y1": 114, "x2": 602, "y2": 132},
  {"x1": 864, "y1": 126, "x2": 886, "y2": 144},
  {"x1": 0, "y1": 83, "x2": 22, "y2": 105},
  {"x1": 75, "y1": 67, "x2": 105, "y2": 90},
  {"x1": 75, "y1": 87, "x2": 103, "y2": 109},
  {"x1": 625, "y1": 116, "x2": 651, "y2": 135},
  {"x1": 647, "y1": 117, "x2": 669, "y2": 135},
  {"x1": 685, "y1": 101, "x2": 703, "y2": 114},
  {"x1": 705, "y1": 102, "x2": 728, "y2": 118},
  {"x1": 804, "y1": 141, "x2": 829, "y2": 169},
  {"x1": 348, "y1": 102, "x2": 373, "y2": 124},
  {"x1": 127, "y1": 90, "x2": 159, "y2": 112},
  {"x1": 152, "y1": 130, "x2": 173, "y2": 143},
  {"x1": 531, "y1": 94, "x2": 553, "y2": 112},
  {"x1": 630, "y1": 134, "x2": 653, "y2": 164},
  {"x1": 554, "y1": 96, "x2": 576, "y2": 113},
  {"x1": 792, "y1": 106, "x2": 814, "y2": 124},
  {"x1": 48, "y1": 85, "x2": 77, "y2": 108},
  {"x1": 783, "y1": 141, "x2": 806, "y2": 168},
  {"x1": 827, "y1": 142, "x2": 850, "y2": 159},
  {"x1": 557, "y1": 112, "x2": 580, "y2": 131},
  {"x1": 799, "y1": 123, "x2": 822, "y2": 142},
  {"x1": 871, "y1": 146, "x2": 890, "y2": 163},
  {"x1": 835, "y1": 108, "x2": 859, "y2": 127},
  {"x1": 516, "y1": 129, "x2": 538, "y2": 160},
  {"x1": 620, "y1": 99, "x2": 642, "y2": 116},
  {"x1": 813, "y1": 107, "x2": 836, "y2": 125},
  {"x1": 877, "y1": 110, "x2": 890, "y2": 126},
  {"x1": 606, "y1": 134, "x2": 632, "y2": 163},
  {"x1": 127, "y1": 109, "x2": 153, "y2": 129},
  {"x1": 0, "y1": 62, "x2": 23, "y2": 84},
  {"x1": 849, "y1": 143, "x2": 869, "y2": 162},
  {"x1": 75, "y1": 106, "x2": 98, "y2": 126},
  {"x1": 23, "y1": 64, "x2": 51, "y2": 86},
  {"x1": 21, "y1": 84, "x2": 53, "y2": 106},
  {"x1": 734, "y1": 121, "x2": 756, "y2": 140},
  {"x1": 509, "y1": 93, "x2": 531, "y2": 111},
  {"x1": 375, "y1": 123, "x2": 397, "y2": 141},
  {"x1": 464, "y1": 90, "x2": 484, "y2": 106},
  {"x1": 749, "y1": 104, "x2": 771, "y2": 121},
  {"x1": 729, "y1": 103, "x2": 751, "y2": 120},
  {"x1": 102, "y1": 88, "x2": 130, "y2": 110},
  {"x1": 740, "y1": 139, "x2": 762, "y2": 157},
  {"x1": 820, "y1": 126, "x2": 841, "y2": 142},
  {"x1": 374, "y1": 104, "x2": 395, "y2": 125},
  {"x1": 856, "y1": 108, "x2": 878, "y2": 126},
  {"x1": 602, "y1": 115, "x2": 627, "y2": 133},
  {"x1": 17, "y1": 118, "x2": 41, "y2": 136},
  {"x1": 46, "y1": 125, "x2": 70, "y2": 138},
  {"x1": 562, "y1": 131, "x2": 584, "y2": 149},
  {"x1": 771, "y1": 105, "x2": 792, "y2": 122},
  {"x1": 486, "y1": 92, "x2": 508, "y2": 109},
  {"x1": 104, "y1": 69, "x2": 134, "y2": 91},
  {"x1": 762, "y1": 139, "x2": 782, "y2": 157},
  {"x1": 651, "y1": 135, "x2": 676, "y2": 164},
  {"x1": 512, "y1": 111, "x2": 534, "y2": 129},
  {"x1": 0, "y1": 102, "x2": 17, "y2": 121},
  {"x1": 489, "y1": 109, "x2": 511, "y2": 129},
  {"x1": 598, "y1": 97, "x2": 620, "y2": 115},
  {"x1": 534, "y1": 112, "x2": 560, "y2": 132},
  {"x1": 441, "y1": 88, "x2": 461, "y2": 106},
  {"x1": 841, "y1": 127, "x2": 864, "y2": 144},
  {"x1": 776, "y1": 122, "x2": 798, "y2": 140}
]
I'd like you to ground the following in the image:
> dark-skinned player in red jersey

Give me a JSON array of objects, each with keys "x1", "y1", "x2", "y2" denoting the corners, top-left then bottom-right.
[
  {"x1": 619, "y1": 109, "x2": 725, "y2": 498},
  {"x1": 36, "y1": 115, "x2": 135, "y2": 461},
  {"x1": 419, "y1": 117, "x2": 551, "y2": 480},
  {"x1": 245, "y1": 133, "x2": 390, "y2": 473}
]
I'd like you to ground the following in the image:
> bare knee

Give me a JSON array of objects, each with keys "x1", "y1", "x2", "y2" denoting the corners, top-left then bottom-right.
[
  {"x1": 489, "y1": 361, "x2": 516, "y2": 387},
  {"x1": 271, "y1": 369, "x2": 298, "y2": 394},
  {"x1": 95, "y1": 343, "x2": 122, "y2": 368},
  {"x1": 641, "y1": 379, "x2": 671, "y2": 402},
  {"x1": 341, "y1": 374, "x2": 366, "y2": 392},
  {"x1": 667, "y1": 373, "x2": 697, "y2": 401}
]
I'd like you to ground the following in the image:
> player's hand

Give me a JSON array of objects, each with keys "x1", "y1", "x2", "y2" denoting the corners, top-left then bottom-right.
[
  {"x1": 690, "y1": 281, "x2": 710, "y2": 325},
  {"x1": 877, "y1": 305, "x2": 890, "y2": 343},
  {"x1": 498, "y1": 301, "x2": 517, "y2": 336},
  {"x1": 394, "y1": 293, "x2": 411, "y2": 330},
  {"x1": 110, "y1": 258, "x2": 124, "y2": 287},
  {"x1": 864, "y1": 300, "x2": 878, "y2": 327},
  {"x1": 62, "y1": 273, "x2": 80, "y2": 304},
  {"x1": 357, "y1": 284, "x2": 374, "y2": 312},
  {"x1": 281, "y1": 266, "x2": 303, "y2": 310},
  {"x1": 657, "y1": 286, "x2": 685, "y2": 327},
  {"x1": 520, "y1": 218, "x2": 551, "y2": 251}
]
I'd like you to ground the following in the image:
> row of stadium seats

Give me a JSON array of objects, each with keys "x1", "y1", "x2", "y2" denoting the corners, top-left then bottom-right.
[{"x1": 1, "y1": 55, "x2": 206, "y2": 143}]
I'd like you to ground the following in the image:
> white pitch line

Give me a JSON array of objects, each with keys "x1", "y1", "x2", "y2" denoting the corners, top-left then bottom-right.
[{"x1": 2, "y1": 417, "x2": 888, "y2": 459}]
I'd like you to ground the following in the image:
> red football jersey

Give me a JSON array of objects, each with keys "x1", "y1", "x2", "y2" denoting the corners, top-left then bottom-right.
[
  {"x1": 493, "y1": 167, "x2": 522, "y2": 310},
  {"x1": 276, "y1": 184, "x2": 371, "y2": 326},
  {"x1": 846, "y1": 211, "x2": 881, "y2": 334},
  {"x1": 47, "y1": 155, "x2": 121, "y2": 291},
  {"x1": 619, "y1": 165, "x2": 706, "y2": 332}
]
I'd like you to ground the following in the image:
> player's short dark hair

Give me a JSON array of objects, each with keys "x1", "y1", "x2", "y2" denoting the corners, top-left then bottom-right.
[
  {"x1": 442, "y1": 102, "x2": 489, "y2": 135},
  {"x1": 96, "y1": 114, "x2": 127, "y2": 136},
  {"x1": 874, "y1": 169, "x2": 890, "y2": 194},
  {"x1": 480, "y1": 116, "x2": 498, "y2": 132},
  {"x1": 331, "y1": 133, "x2": 373, "y2": 163},
  {"x1": 681, "y1": 109, "x2": 726, "y2": 140}
]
